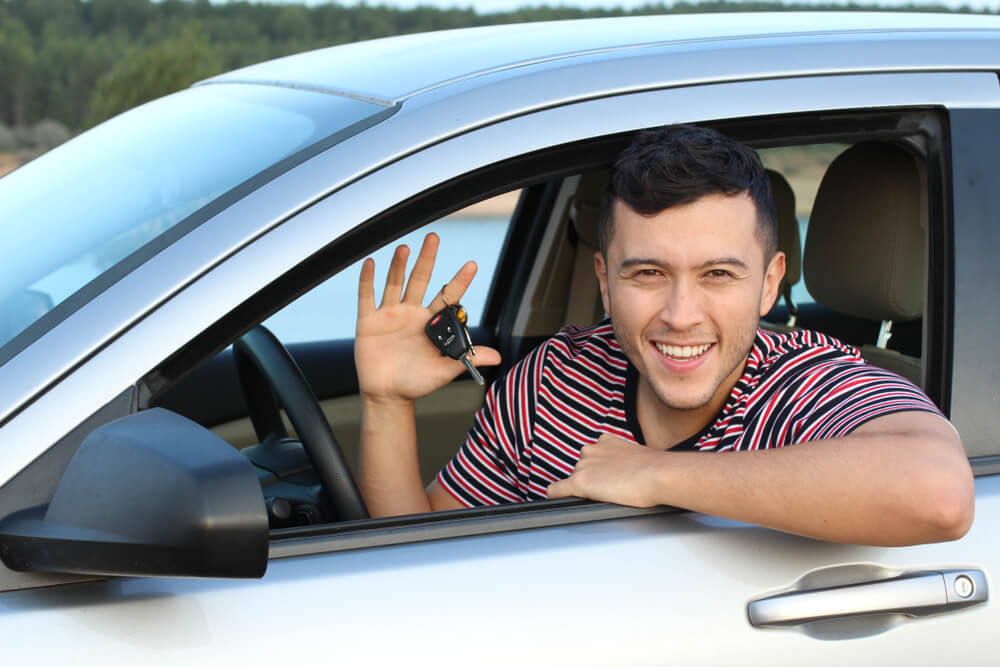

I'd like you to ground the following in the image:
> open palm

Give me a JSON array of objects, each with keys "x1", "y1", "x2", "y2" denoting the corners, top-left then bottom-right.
[{"x1": 355, "y1": 233, "x2": 501, "y2": 402}]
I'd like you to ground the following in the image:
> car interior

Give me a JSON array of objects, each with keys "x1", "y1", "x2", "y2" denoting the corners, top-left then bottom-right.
[{"x1": 148, "y1": 108, "x2": 949, "y2": 529}]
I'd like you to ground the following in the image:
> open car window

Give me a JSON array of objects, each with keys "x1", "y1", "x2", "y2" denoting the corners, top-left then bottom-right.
[
  {"x1": 264, "y1": 191, "x2": 520, "y2": 344},
  {"x1": 137, "y1": 107, "x2": 948, "y2": 549}
]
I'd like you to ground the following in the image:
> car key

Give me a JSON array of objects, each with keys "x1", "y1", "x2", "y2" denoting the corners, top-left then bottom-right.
[{"x1": 426, "y1": 303, "x2": 485, "y2": 385}]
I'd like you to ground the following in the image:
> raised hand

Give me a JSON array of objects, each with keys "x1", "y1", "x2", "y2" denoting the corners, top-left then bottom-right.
[{"x1": 355, "y1": 233, "x2": 501, "y2": 403}]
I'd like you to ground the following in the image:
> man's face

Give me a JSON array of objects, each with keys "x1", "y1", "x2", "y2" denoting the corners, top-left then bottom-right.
[{"x1": 596, "y1": 194, "x2": 785, "y2": 421}]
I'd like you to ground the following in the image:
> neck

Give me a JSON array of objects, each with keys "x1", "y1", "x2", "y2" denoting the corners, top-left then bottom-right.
[{"x1": 635, "y1": 360, "x2": 746, "y2": 451}]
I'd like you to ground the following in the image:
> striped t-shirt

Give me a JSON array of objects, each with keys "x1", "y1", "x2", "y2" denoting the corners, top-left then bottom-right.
[{"x1": 437, "y1": 322, "x2": 941, "y2": 507}]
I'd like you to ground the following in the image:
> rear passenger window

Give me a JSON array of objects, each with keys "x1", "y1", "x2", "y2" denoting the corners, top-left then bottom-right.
[
  {"x1": 759, "y1": 140, "x2": 926, "y2": 388},
  {"x1": 759, "y1": 144, "x2": 846, "y2": 311}
]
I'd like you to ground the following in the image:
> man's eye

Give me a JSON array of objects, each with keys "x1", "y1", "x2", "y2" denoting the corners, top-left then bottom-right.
[
  {"x1": 633, "y1": 269, "x2": 662, "y2": 280},
  {"x1": 706, "y1": 269, "x2": 733, "y2": 279}
]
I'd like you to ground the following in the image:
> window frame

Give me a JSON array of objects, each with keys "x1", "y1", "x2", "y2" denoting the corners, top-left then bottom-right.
[
  {"x1": 146, "y1": 107, "x2": 958, "y2": 562},
  {"x1": 947, "y1": 106, "x2": 1000, "y2": 460}
]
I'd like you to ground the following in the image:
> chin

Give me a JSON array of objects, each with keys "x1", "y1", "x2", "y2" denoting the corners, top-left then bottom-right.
[
  {"x1": 660, "y1": 396, "x2": 715, "y2": 411},
  {"x1": 650, "y1": 383, "x2": 717, "y2": 412}
]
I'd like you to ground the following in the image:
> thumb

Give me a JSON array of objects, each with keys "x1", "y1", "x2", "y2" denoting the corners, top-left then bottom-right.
[
  {"x1": 546, "y1": 478, "x2": 576, "y2": 499},
  {"x1": 469, "y1": 345, "x2": 502, "y2": 368}
]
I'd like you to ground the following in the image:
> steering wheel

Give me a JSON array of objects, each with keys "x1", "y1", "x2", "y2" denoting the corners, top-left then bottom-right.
[{"x1": 233, "y1": 326, "x2": 369, "y2": 521}]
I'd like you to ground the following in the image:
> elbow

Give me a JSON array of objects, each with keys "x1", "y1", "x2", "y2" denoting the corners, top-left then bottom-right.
[
  {"x1": 896, "y1": 427, "x2": 975, "y2": 545},
  {"x1": 935, "y1": 483, "x2": 975, "y2": 542},
  {"x1": 918, "y1": 465, "x2": 975, "y2": 543}
]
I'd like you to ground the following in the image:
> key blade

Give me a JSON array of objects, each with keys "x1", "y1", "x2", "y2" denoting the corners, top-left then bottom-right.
[{"x1": 461, "y1": 355, "x2": 485, "y2": 385}]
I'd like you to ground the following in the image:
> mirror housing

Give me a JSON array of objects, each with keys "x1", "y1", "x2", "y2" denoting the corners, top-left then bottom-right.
[{"x1": 0, "y1": 409, "x2": 268, "y2": 578}]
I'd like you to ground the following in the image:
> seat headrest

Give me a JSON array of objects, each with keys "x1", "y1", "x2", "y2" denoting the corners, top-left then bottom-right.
[
  {"x1": 803, "y1": 142, "x2": 924, "y2": 322},
  {"x1": 569, "y1": 170, "x2": 609, "y2": 250},
  {"x1": 767, "y1": 169, "x2": 800, "y2": 291}
]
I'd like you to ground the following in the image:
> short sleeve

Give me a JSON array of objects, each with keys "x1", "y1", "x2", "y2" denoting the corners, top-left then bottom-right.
[
  {"x1": 436, "y1": 341, "x2": 547, "y2": 507},
  {"x1": 791, "y1": 361, "x2": 942, "y2": 442}
]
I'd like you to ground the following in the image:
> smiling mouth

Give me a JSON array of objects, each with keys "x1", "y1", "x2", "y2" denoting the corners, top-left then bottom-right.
[{"x1": 653, "y1": 342, "x2": 713, "y2": 361}]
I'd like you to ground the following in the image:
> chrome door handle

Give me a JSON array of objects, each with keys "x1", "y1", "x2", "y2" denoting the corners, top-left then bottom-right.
[{"x1": 748, "y1": 569, "x2": 988, "y2": 628}]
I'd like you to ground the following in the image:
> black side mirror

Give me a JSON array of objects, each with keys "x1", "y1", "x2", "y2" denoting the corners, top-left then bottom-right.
[{"x1": 0, "y1": 409, "x2": 268, "y2": 578}]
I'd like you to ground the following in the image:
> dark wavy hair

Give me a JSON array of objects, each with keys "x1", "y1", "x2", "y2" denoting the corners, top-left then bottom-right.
[{"x1": 598, "y1": 125, "x2": 777, "y2": 259}]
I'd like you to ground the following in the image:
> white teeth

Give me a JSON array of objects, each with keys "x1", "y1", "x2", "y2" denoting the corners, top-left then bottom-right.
[{"x1": 654, "y1": 342, "x2": 711, "y2": 359}]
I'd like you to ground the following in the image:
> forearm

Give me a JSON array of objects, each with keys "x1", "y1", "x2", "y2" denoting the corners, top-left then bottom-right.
[
  {"x1": 650, "y1": 431, "x2": 973, "y2": 545},
  {"x1": 549, "y1": 413, "x2": 974, "y2": 546},
  {"x1": 358, "y1": 396, "x2": 432, "y2": 517}
]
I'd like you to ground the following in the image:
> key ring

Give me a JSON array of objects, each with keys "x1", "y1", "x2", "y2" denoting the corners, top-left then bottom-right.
[{"x1": 441, "y1": 286, "x2": 467, "y2": 325}]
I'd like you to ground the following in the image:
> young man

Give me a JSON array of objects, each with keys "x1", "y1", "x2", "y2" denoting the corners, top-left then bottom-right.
[{"x1": 354, "y1": 125, "x2": 974, "y2": 546}]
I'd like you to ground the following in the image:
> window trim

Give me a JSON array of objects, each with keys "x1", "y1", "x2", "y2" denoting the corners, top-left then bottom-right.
[
  {"x1": 269, "y1": 499, "x2": 669, "y2": 560},
  {"x1": 947, "y1": 106, "x2": 1000, "y2": 457}
]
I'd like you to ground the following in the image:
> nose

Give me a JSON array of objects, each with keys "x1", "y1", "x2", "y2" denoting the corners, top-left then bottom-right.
[{"x1": 658, "y1": 279, "x2": 704, "y2": 331}]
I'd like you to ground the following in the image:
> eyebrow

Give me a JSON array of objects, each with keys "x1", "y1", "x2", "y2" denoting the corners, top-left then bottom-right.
[{"x1": 619, "y1": 256, "x2": 751, "y2": 271}]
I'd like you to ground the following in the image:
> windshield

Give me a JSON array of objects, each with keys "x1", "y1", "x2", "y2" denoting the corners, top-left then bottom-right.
[{"x1": 0, "y1": 83, "x2": 385, "y2": 356}]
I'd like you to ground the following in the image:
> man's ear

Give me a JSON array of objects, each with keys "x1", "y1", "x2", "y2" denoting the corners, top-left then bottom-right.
[
  {"x1": 759, "y1": 250, "x2": 786, "y2": 317},
  {"x1": 594, "y1": 251, "x2": 611, "y2": 315}
]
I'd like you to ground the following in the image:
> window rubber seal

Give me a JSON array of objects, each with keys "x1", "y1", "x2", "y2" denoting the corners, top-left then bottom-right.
[{"x1": 268, "y1": 498, "x2": 674, "y2": 559}]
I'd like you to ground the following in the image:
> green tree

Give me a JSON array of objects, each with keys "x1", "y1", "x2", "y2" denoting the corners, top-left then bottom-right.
[
  {"x1": 89, "y1": 0, "x2": 157, "y2": 39},
  {"x1": 36, "y1": 22, "x2": 121, "y2": 129},
  {"x1": 4, "y1": 0, "x2": 83, "y2": 36},
  {"x1": 85, "y1": 22, "x2": 223, "y2": 128},
  {"x1": 274, "y1": 5, "x2": 314, "y2": 43},
  {"x1": 0, "y1": 13, "x2": 36, "y2": 126}
]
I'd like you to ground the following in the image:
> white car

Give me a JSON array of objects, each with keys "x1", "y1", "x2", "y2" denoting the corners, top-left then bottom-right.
[{"x1": 1, "y1": 12, "x2": 998, "y2": 665}]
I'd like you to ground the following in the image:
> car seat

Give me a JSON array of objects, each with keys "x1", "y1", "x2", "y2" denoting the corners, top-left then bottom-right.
[{"x1": 803, "y1": 141, "x2": 925, "y2": 384}]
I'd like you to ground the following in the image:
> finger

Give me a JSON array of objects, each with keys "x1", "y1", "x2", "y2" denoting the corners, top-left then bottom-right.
[
  {"x1": 357, "y1": 258, "x2": 376, "y2": 316},
  {"x1": 429, "y1": 261, "x2": 478, "y2": 311},
  {"x1": 435, "y1": 347, "x2": 501, "y2": 385},
  {"x1": 402, "y1": 233, "x2": 439, "y2": 305},
  {"x1": 380, "y1": 244, "x2": 410, "y2": 308},
  {"x1": 467, "y1": 345, "x2": 502, "y2": 368}
]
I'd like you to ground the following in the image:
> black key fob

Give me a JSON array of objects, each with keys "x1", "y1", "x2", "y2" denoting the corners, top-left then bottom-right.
[
  {"x1": 426, "y1": 305, "x2": 472, "y2": 360},
  {"x1": 426, "y1": 303, "x2": 485, "y2": 385}
]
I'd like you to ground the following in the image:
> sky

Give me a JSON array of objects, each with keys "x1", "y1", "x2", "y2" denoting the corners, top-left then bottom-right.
[{"x1": 240, "y1": 0, "x2": 999, "y2": 13}]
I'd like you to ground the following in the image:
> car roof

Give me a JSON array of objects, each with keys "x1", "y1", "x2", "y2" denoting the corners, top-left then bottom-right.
[{"x1": 202, "y1": 12, "x2": 1000, "y2": 105}]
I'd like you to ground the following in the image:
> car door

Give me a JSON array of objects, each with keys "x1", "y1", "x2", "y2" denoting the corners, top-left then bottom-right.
[{"x1": 2, "y1": 70, "x2": 999, "y2": 665}]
